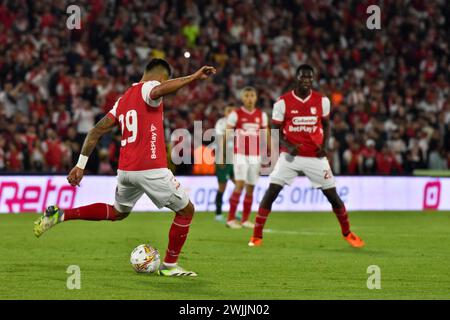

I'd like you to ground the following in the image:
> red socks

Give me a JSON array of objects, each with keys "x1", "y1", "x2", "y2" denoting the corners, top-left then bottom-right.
[
  {"x1": 63, "y1": 203, "x2": 118, "y2": 221},
  {"x1": 242, "y1": 194, "x2": 253, "y2": 223},
  {"x1": 253, "y1": 207, "x2": 271, "y2": 239},
  {"x1": 227, "y1": 191, "x2": 241, "y2": 221},
  {"x1": 333, "y1": 206, "x2": 350, "y2": 236},
  {"x1": 164, "y1": 213, "x2": 194, "y2": 264}
]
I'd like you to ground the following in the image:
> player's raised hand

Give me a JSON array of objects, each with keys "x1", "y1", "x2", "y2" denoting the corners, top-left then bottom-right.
[
  {"x1": 193, "y1": 66, "x2": 216, "y2": 80},
  {"x1": 67, "y1": 166, "x2": 84, "y2": 187}
]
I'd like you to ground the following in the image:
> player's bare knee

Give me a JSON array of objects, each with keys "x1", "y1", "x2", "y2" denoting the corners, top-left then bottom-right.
[
  {"x1": 218, "y1": 183, "x2": 227, "y2": 193},
  {"x1": 115, "y1": 212, "x2": 130, "y2": 220},
  {"x1": 113, "y1": 207, "x2": 130, "y2": 220},
  {"x1": 322, "y1": 188, "x2": 343, "y2": 208},
  {"x1": 234, "y1": 182, "x2": 244, "y2": 193},
  {"x1": 178, "y1": 201, "x2": 195, "y2": 216},
  {"x1": 245, "y1": 184, "x2": 255, "y2": 194}
]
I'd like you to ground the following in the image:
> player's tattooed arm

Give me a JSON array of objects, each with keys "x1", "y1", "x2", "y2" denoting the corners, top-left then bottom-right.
[
  {"x1": 151, "y1": 66, "x2": 217, "y2": 100},
  {"x1": 80, "y1": 115, "x2": 117, "y2": 157},
  {"x1": 317, "y1": 117, "x2": 330, "y2": 158},
  {"x1": 271, "y1": 122, "x2": 299, "y2": 156}
]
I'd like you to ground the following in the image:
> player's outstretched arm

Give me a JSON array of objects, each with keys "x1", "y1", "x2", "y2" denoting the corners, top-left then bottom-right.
[
  {"x1": 150, "y1": 66, "x2": 216, "y2": 100},
  {"x1": 67, "y1": 115, "x2": 117, "y2": 187}
]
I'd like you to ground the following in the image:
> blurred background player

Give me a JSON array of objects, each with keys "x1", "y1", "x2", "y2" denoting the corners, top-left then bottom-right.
[
  {"x1": 214, "y1": 104, "x2": 236, "y2": 221},
  {"x1": 249, "y1": 64, "x2": 365, "y2": 248},
  {"x1": 225, "y1": 87, "x2": 269, "y2": 229},
  {"x1": 33, "y1": 59, "x2": 217, "y2": 277}
]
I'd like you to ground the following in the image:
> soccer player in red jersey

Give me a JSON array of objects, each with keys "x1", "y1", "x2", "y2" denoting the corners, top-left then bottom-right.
[
  {"x1": 225, "y1": 87, "x2": 269, "y2": 229},
  {"x1": 248, "y1": 64, "x2": 365, "y2": 248},
  {"x1": 34, "y1": 59, "x2": 217, "y2": 276}
]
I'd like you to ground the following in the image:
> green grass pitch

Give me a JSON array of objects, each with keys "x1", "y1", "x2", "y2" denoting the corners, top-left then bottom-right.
[{"x1": 0, "y1": 211, "x2": 449, "y2": 300}]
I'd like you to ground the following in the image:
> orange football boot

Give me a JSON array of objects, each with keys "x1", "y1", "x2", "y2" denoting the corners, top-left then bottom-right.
[
  {"x1": 343, "y1": 232, "x2": 365, "y2": 248},
  {"x1": 248, "y1": 236, "x2": 263, "y2": 247}
]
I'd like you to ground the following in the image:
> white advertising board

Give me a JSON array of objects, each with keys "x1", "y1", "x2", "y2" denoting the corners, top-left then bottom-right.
[{"x1": 0, "y1": 175, "x2": 448, "y2": 213}]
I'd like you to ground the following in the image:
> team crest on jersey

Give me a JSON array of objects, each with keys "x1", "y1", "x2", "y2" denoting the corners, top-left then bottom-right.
[
  {"x1": 255, "y1": 118, "x2": 260, "y2": 123},
  {"x1": 310, "y1": 107, "x2": 317, "y2": 115}
]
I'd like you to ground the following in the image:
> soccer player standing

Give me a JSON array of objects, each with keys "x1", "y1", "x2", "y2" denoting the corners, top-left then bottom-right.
[
  {"x1": 33, "y1": 59, "x2": 217, "y2": 276},
  {"x1": 214, "y1": 105, "x2": 235, "y2": 221},
  {"x1": 248, "y1": 64, "x2": 364, "y2": 248},
  {"x1": 225, "y1": 87, "x2": 269, "y2": 229}
]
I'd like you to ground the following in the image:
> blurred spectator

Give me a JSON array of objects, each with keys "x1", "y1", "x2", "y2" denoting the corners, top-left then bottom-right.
[
  {"x1": 428, "y1": 147, "x2": 448, "y2": 170},
  {"x1": 0, "y1": 0, "x2": 449, "y2": 176},
  {"x1": 360, "y1": 139, "x2": 378, "y2": 174},
  {"x1": 376, "y1": 145, "x2": 403, "y2": 175}
]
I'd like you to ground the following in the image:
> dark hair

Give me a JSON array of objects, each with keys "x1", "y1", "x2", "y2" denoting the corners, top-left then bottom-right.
[
  {"x1": 241, "y1": 86, "x2": 257, "y2": 93},
  {"x1": 145, "y1": 58, "x2": 172, "y2": 77},
  {"x1": 296, "y1": 64, "x2": 314, "y2": 76}
]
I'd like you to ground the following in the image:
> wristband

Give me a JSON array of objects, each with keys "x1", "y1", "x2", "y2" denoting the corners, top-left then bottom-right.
[{"x1": 76, "y1": 154, "x2": 89, "y2": 170}]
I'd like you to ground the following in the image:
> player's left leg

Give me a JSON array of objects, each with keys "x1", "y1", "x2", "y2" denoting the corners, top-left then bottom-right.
[
  {"x1": 322, "y1": 187, "x2": 365, "y2": 248},
  {"x1": 301, "y1": 157, "x2": 365, "y2": 248}
]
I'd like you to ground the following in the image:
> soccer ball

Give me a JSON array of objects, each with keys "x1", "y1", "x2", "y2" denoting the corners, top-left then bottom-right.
[{"x1": 130, "y1": 244, "x2": 161, "y2": 273}]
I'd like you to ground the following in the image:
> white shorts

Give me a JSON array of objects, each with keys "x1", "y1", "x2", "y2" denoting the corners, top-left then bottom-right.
[
  {"x1": 233, "y1": 154, "x2": 261, "y2": 185},
  {"x1": 269, "y1": 152, "x2": 336, "y2": 189},
  {"x1": 114, "y1": 168, "x2": 189, "y2": 213}
]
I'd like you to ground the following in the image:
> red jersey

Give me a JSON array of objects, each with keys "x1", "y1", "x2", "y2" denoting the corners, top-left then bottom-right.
[
  {"x1": 272, "y1": 90, "x2": 330, "y2": 157},
  {"x1": 107, "y1": 81, "x2": 167, "y2": 171},
  {"x1": 227, "y1": 106, "x2": 268, "y2": 156}
]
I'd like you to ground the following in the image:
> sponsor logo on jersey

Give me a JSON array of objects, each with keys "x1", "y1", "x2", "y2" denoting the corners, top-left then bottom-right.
[
  {"x1": 150, "y1": 124, "x2": 157, "y2": 159},
  {"x1": 291, "y1": 110, "x2": 299, "y2": 114},
  {"x1": 288, "y1": 125, "x2": 318, "y2": 133},
  {"x1": 292, "y1": 116, "x2": 318, "y2": 125},
  {"x1": 310, "y1": 107, "x2": 317, "y2": 115},
  {"x1": 238, "y1": 123, "x2": 260, "y2": 136}
]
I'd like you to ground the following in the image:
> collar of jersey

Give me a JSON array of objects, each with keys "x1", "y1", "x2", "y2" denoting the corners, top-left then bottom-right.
[
  {"x1": 291, "y1": 90, "x2": 312, "y2": 103},
  {"x1": 240, "y1": 106, "x2": 257, "y2": 114}
]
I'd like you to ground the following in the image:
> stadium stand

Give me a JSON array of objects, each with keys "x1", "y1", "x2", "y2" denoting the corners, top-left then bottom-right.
[{"x1": 0, "y1": 0, "x2": 449, "y2": 175}]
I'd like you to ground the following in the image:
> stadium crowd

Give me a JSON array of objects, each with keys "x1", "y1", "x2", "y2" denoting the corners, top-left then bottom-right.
[{"x1": 0, "y1": 0, "x2": 449, "y2": 175}]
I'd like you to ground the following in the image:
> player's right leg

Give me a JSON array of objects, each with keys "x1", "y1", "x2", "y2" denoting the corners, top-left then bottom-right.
[
  {"x1": 226, "y1": 179, "x2": 245, "y2": 228},
  {"x1": 248, "y1": 183, "x2": 283, "y2": 246},
  {"x1": 214, "y1": 163, "x2": 229, "y2": 221},
  {"x1": 133, "y1": 168, "x2": 197, "y2": 277},
  {"x1": 33, "y1": 203, "x2": 130, "y2": 238},
  {"x1": 158, "y1": 201, "x2": 198, "y2": 277},
  {"x1": 301, "y1": 157, "x2": 364, "y2": 248},
  {"x1": 249, "y1": 153, "x2": 297, "y2": 246},
  {"x1": 215, "y1": 181, "x2": 227, "y2": 221},
  {"x1": 226, "y1": 154, "x2": 248, "y2": 228}
]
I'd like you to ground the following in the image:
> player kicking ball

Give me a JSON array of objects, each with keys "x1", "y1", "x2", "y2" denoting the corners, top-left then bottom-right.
[
  {"x1": 248, "y1": 64, "x2": 364, "y2": 248},
  {"x1": 225, "y1": 87, "x2": 269, "y2": 229},
  {"x1": 33, "y1": 59, "x2": 217, "y2": 276}
]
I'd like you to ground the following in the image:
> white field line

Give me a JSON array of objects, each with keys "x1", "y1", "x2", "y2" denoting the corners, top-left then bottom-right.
[{"x1": 264, "y1": 229, "x2": 328, "y2": 236}]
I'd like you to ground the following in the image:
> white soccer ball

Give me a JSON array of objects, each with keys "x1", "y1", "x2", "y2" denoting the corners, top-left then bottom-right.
[{"x1": 130, "y1": 244, "x2": 161, "y2": 273}]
